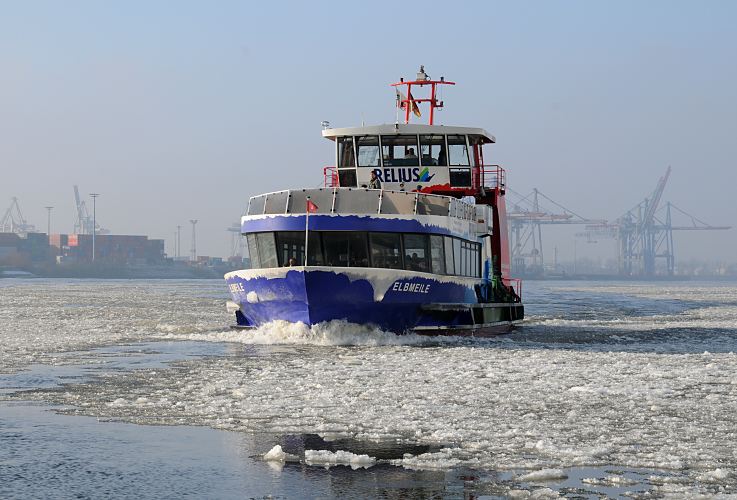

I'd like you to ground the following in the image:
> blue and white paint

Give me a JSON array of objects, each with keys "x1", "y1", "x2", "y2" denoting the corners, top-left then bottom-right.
[
  {"x1": 241, "y1": 213, "x2": 478, "y2": 240},
  {"x1": 225, "y1": 266, "x2": 480, "y2": 333}
]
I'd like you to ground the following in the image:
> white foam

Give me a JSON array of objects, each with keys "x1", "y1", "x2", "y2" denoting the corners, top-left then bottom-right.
[{"x1": 163, "y1": 319, "x2": 442, "y2": 347}]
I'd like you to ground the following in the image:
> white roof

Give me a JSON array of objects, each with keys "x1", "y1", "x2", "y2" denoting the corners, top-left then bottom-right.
[{"x1": 322, "y1": 123, "x2": 495, "y2": 144}]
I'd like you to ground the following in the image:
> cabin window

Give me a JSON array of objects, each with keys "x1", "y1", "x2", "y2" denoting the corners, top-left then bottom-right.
[
  {"x1": 246, "y1": 230, "x2": 478, "y2": 274},
  {"x1": 380, "y1": 135, "x2": 419, "y2": 167},
  {"x1": 444, "y1": 236, "x2": 454, "y2": 274},
  {"x1": 449, "y1": 168, "x2": 472, "y2": 187},
  {"x1": 338, "y1": 169, "x2": 357, "y2": 187},
  {"x1": 453, "y1": 237, "x2": 462, "y2": 276},
  {"x1": 276, "y1": 231, "x2": 304, "y2": 266},
  {"x1": 356, "y1": 136, "x2": 380, "y2": 167},
  {"x1": 255, "y1": 232, "x2": 277, "y2": 268},
  {"x1": 430, "y1": 235, "x2": 445, "y2": 274},
  {"x1": 419, "y1": 135, "x2": 446, "y2": 166},
  {"x1": 369, "y1": 232, "x2": 403, "y2": 269},
  {"x1": 447, "y1": 135, "x2": 470, "y2": 166},
  {"x1": 403, "y1": 234, "x2": 430, "y2": 272},
  {"x1": 322, "y1": 233, "x2": 348, "y2": 267},
  {"x1": 247, "y1": 233, "x2": 260, "y2": 268},
  {"x1": 322, "y1": 232, "x2": 369, "y2": 267},
  {"x1": 307, "y1": 233, "x2": 325, "y2": 265},
  {"x1": 338, "y1": 137, "x2": 355, "y2": 168},
  {"x1": 463, "y1": 240, "x2": 473, "y2": 276}
]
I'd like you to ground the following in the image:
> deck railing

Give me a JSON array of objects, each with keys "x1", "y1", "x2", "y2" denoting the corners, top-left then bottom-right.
[{"x1": 246, "y1": 187, "x2": 478, "y2": 221}]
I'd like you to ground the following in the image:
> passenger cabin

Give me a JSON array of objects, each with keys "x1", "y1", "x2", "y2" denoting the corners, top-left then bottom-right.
[{"x1": 322, "y1": 124, "x2": 498, "y2": 198}]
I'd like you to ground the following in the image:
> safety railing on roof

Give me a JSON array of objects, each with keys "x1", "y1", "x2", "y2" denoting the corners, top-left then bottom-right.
[
  {"x1": 245, "y1": 188, "x2": 477, "y2": 221},
  {"x1": 474, "y1": 164, "x2": 505, "y2": 190}
]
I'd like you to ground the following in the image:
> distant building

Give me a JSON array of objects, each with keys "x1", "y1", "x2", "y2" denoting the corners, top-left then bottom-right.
[{"x1": 49, "y1": 234, "x2": 165, "y2": 265}]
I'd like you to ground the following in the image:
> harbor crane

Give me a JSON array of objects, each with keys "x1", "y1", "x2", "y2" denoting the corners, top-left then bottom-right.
[
  {"x1": 577, "y1": 167, "x2": 731, "y2": 276},
  {"x1": 507, "y1": 188, "x2": 605, "y2": 276},
  {"x1": 227, "y1": 222, "x2": 244, "y2": 258},
  {"x1": 73, "y1": 185, "x2": 109, "y2": 235},
  {"x1": 1, "y1": 197, "x2": 37, "y2": 234}
]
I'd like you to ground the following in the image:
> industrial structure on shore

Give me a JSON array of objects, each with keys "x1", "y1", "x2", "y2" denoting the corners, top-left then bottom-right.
[
  {"x1": 0, "y1": 172, "x2": 732, "y2": 278},
  {"x1": 0, "y1": 187, "x2": 245, "y2": 278},
  {"x1": 484, "y1": 167, "x2": 731, "y2": 278}
]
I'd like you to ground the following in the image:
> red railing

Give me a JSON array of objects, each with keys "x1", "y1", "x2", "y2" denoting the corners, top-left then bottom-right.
[
  {"x1": 474, "y1": 164, "x2": 505, "y2": 190},
  {"x1": 323, "y1": 166, "x2": 338, "y2": 187}
]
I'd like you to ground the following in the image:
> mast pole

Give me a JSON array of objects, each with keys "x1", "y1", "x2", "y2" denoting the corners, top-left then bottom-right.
[{"x1": 304, "y1": 197, "x2": 310, "y2": 266}]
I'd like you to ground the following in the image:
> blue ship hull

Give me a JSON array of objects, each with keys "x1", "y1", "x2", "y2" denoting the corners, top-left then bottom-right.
[{"x1": 225, "y1": 267, "x2": 523, "y2": 335}]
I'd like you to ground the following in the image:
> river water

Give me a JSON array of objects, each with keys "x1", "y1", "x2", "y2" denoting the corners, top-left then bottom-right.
[{"x1": 1, "y1": 279, "x2": 735, "y2": 498}]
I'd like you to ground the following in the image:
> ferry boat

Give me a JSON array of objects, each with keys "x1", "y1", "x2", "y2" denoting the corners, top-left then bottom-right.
[{"x1": 225, "y1": 67, "x2": 523, "y2": 335}]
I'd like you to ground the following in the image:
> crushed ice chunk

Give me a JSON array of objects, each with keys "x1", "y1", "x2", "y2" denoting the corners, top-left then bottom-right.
[
  {"x1": 697, "y1": 468, "x2": 730, "y2": 482},
  {"x1": 263, "y1": 445, "x2": 286, "y2": 462},
  {"x1": 517, "y1": 469, "x2": 568, "y2": 482},
  {"x1": 304, "y1": 449, "x2": 376, "y2": 469}
]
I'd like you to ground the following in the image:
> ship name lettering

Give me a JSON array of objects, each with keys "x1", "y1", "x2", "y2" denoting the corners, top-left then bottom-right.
[
  {"x1": 392, "y1": 281, "x2": 430, "y2": 293},
  {"x1": 229, "y1": 283, "x2": 245, "y2": 293}
]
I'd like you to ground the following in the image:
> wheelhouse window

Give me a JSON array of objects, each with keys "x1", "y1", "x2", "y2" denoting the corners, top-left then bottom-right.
[
  {"x1": 420, "y1": 135, "x2": 446, "y2": 166},
  {"x1": 356, "y1": 136, "x2": 380, "y2": 167},
  {"x1": 447, "y1": 135, "x2": 470, "y2": 166},
  {"x1": 338, "y1": 137, "x2": 355, "y2": 168},
  {"x1": 369, "y1": 232, "x2": 402, "y2": 269},
  {"x1": 403, "y1": 234, "x2": 430, "y2": 272},
  {"x1": 381, "y1": 135, "x2": 419, "y2": 167}
]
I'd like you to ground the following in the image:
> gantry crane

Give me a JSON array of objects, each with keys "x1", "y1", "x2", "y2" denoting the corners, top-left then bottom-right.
[
  {"x1": 1, "y1": 197, "x2": 37, "y2": 234},
  {"x1": 577, "y1": 167, "x2": 730, "y2": 276},
  {"x1": 507, "y1": 188, "x2": 605, "y2": 276},
  {"x1": 227, "y1": 222, "x2": 244, "y2": 258},
  {"x1": 73, "y1": 185, "x2": 109, "y2": 235}
]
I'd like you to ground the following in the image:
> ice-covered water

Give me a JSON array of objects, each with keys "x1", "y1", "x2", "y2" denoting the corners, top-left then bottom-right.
[{"x1": 1, "y1": 278, "x2": 736, "y2": 497}]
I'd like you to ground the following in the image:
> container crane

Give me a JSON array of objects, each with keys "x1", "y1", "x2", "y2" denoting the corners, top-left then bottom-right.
[
  {"x1": 507, "y1": 188, "x2": 605, "y2": 276},
  {"x1": 1, "y1": 197, "x2": 37, "y2": 234},
  {"x1": 577, "y1": 167, "x2": 730, "y2": 276}
]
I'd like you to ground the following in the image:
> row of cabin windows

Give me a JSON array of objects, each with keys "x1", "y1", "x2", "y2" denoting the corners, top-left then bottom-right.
[
  {"x1": 246, "y1": 231, "x2": 481, "y2": 278},
  {"x1": 338, "y1": 134, "x2": 482, "y2": 169}
]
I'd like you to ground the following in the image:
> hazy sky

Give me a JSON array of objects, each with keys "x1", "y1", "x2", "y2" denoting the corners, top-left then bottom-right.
[{"x1": 1, "y1": 0, "x2": 735, "y2": 262}]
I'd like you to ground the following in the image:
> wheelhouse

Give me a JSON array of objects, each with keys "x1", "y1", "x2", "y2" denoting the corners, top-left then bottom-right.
[{"x1": 323, "y1": 124, "x2": 497, "y2": 197}]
